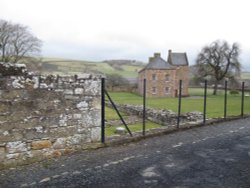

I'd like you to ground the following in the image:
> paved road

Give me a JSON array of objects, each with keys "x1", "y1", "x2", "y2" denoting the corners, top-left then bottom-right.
[{"x1": 1, "y1": 118, "x2": 250, "y2": 188}]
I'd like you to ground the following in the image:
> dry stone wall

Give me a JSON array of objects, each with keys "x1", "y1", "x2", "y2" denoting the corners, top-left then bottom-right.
[
  {"x1": 0, "y1": 74, "x2": 102, "y2": 168},
  {"x1": 107, "y1": 104, "x2": 203, "y2": 126}
]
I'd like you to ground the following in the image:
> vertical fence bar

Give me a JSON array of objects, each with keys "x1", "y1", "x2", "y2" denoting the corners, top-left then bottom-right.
[
  {"x1": 241, "y1": 82, "x2": 245, "y2": 117},
  {"x1": 38, "y1": 75, "x2": 41, "y2": 88},
  {"x1": 101, "y1": 78, "x2": 105, "y2": 143},
  {"x1": 224, "y1": 80, "x2": 228, "y2": 119},
  {"x1": 177, "y1": 80, "x2": 182, "y2": 129},
  {"x1": 203, "y1": 80, "x2": 207, "y2": 125},
  {"x1": 142, "y1": 79, "x2": 146, "y2": 136}
]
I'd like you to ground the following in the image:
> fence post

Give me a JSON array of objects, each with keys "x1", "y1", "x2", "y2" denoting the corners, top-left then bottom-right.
[
  {"x1": 224, "y1": 80, "x2": 228, "y2": 119},
  {"x1": 177, "y1": 80, "x2": 182, "y2": 129},
  {"x1": 241, "y1": 81, "x2": 245, "y2": 117},
  {"x1": 203, "y1": 80, "x2": 207, "y2": 125},
  {"x1": 101, "y1": 78, "x2": 105, "y2": 143},
  {"x1": 142, "y1": 79, "x2": 146, "y2": 136}
]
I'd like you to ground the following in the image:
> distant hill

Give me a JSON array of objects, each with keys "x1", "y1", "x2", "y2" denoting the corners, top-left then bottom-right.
[
  {"x1": 25, "y1": 57, "x2": 250, "y2": 81},
  {"x1": 36, "y1": 57, "x2": 145, "y2": 79},
  {"x1": 102, "y1": 59, "x2": 145, "y2": 66},
  {"x1": 241, "y1": 72, "x2": 250, "y2": 79}
]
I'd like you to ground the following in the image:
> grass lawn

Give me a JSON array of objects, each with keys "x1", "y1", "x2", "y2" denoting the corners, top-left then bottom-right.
[
  {"x1": 105, "y1": 121, "x2": 161, "y2": 136},
  {"x1": 107, "y1": 88, "x2": 250, "y2": 118},
  {"x1": 105, "y1": 107, "x2": 161, "y2": 136},
  {"x1": 105, "y1": 107, "x2": 127, "y2": 120},
  {"x1": 104, "y1": 88, "x2": 250, "y2": 137}
]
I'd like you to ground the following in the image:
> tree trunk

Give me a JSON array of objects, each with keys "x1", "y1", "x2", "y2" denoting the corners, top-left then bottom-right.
[{"x1": 213, "y1": 80, "x2": 218, "y2": 95}]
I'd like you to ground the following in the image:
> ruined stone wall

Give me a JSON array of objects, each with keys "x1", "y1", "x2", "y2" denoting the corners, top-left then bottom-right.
[
  {"x1": 107, "y1": 104, "x2": 203, "y2": 126},
  {"x1": 0, "y1": 74, "x2": 101, "y2": 168}
]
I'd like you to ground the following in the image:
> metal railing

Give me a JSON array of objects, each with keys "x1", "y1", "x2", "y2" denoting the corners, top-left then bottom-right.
[{"x1": 101, "y1": 78, "x2": 248, "y2": 143}]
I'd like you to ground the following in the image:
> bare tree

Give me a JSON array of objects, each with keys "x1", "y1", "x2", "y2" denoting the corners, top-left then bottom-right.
[
  {"x1": 0, "y1": 20, "x2": 12, "y2": 62},
  {"x1": 0, "y1": 19, "x2": 42, "y2": 63},
  {"x1": 196, "y1": 40, "x2": 241, "y2": 95},
  {"x1": 106, "y1": 74, "x2": 130, "y2": 91}
]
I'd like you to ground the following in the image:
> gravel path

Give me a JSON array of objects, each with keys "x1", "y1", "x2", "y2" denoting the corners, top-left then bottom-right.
[{"x1": 1, "y1": 118, "x2": 250, "y2": 188}]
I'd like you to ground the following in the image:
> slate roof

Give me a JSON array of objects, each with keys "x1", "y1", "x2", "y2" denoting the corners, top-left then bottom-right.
[
  {"x1": 139, "y1": 51, "x2": 189, "y2": 73},
  {"x1": 144, "y1": 56, "x2": 175, "y2": 69},
  {"x1": 168, "y1": 52, "x2": 189, "y2": 66}
]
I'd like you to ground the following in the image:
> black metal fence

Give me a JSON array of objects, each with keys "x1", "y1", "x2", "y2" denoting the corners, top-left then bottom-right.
[{"x1": 101, "y1": 78, "x2": 248, "y2": 143}]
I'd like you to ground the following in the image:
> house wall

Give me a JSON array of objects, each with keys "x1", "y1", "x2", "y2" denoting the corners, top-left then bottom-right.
[
  {"x1": 138, "y1": 69, "x2": 176, "y2": 97},
  {"x1": 175, "y1": 66, "x2": 189, "y2": 96},
  {"x1": 0, "y1": 75, "x2": 101, "y2": 169},
  {"x1": 138, "y1": 66, "x2": 189, "y2": 97}
]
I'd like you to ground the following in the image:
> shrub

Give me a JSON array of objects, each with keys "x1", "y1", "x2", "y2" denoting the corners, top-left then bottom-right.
[{"x1": 230, "y1": 90, "x2": 239, "y2": 95}]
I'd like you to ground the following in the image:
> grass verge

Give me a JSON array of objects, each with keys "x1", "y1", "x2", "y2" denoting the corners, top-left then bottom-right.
[{"x1": 105, "y1": 121, "x2": 161, "y2": 136}]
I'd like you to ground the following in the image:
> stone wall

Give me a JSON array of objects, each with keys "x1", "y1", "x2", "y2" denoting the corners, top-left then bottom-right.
[
  {"x1": 138, "y1": 69, "x2": 177, "y2": 97},
  {"x1": 175, "y1": 66, "x2": 189, "y2": 96},
  {"x1": 107, "y1": 104, "x2": 203, "y2": 126},
  {"x1": 138, "y1": 67, "x2": 189, "y2": 97},
  {"x1": 0, "y1": 74, "x2": 101, "y2": 168}
]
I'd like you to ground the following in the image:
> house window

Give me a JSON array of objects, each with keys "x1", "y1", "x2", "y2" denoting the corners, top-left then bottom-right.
[
  {"x1": 165, "y1": 87, "x2": 170, "y2": 94},
  {"x1": 152, "y1": 87, "x2": 157, "y2": 94},
  {"x1": 165, "y1": 74, "x2": 170, "y2": 81},
  {"x1": 152, "y1": 74, "x2": 157, "y2": 81},
  {"x1": 180, "y1": 83, "x2": 184, "y2": 90}
]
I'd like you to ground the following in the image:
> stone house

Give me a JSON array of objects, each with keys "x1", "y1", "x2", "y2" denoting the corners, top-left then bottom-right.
[{"x1": 138, "y1": 50, "x2": 189, "y2": 97}]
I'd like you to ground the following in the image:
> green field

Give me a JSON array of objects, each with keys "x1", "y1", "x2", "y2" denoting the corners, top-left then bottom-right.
[
  {"x1": 107, "y1": 88, "x2": 250, "y2": 118},
  {"x1": 105, "y1": 87, "x2": 250, "y2": 136},
  {"x1": 241, "y1": 72, "x2": 250, "y2": 79},
  {"x1": 40, "y1": 57, "x2": 143, "y2": 79}
]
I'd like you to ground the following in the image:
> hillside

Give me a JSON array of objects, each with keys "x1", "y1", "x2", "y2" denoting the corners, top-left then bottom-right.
[
  {"x1": 241, "y1": 72, "x2": 250, "y2": 79},
  {"x1": 38, "y1": 57, "x2": 144, "y2": 79},
  {"x1": 26, "y1": 58, "x2": 250, "y2": 81}
]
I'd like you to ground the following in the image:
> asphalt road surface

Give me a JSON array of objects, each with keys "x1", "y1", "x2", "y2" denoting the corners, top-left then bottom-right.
[{"x1": 1, "y1": 118, "x2": 250, "y2": 188}]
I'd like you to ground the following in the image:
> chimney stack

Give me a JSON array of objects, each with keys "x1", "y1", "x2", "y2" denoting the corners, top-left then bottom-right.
[
  {"x1": 154, "y1": 52, "x2": 161, "y2": 58},
  {"x1": 148, "y1": 57, "x2": 154, "y2": 62},
  {"x1": 168, "y1": 49, "x2": 172, "y2": 64}
]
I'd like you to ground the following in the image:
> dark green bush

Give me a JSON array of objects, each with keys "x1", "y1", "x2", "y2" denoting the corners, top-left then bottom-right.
[{"x1": 230, "y1": 90, "x2": 239, "y2": 95}]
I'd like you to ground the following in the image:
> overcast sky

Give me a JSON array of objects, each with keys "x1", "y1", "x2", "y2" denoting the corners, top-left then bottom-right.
[{"x1": 1, "y1": 0, "x2": 250, "y2": 69}]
